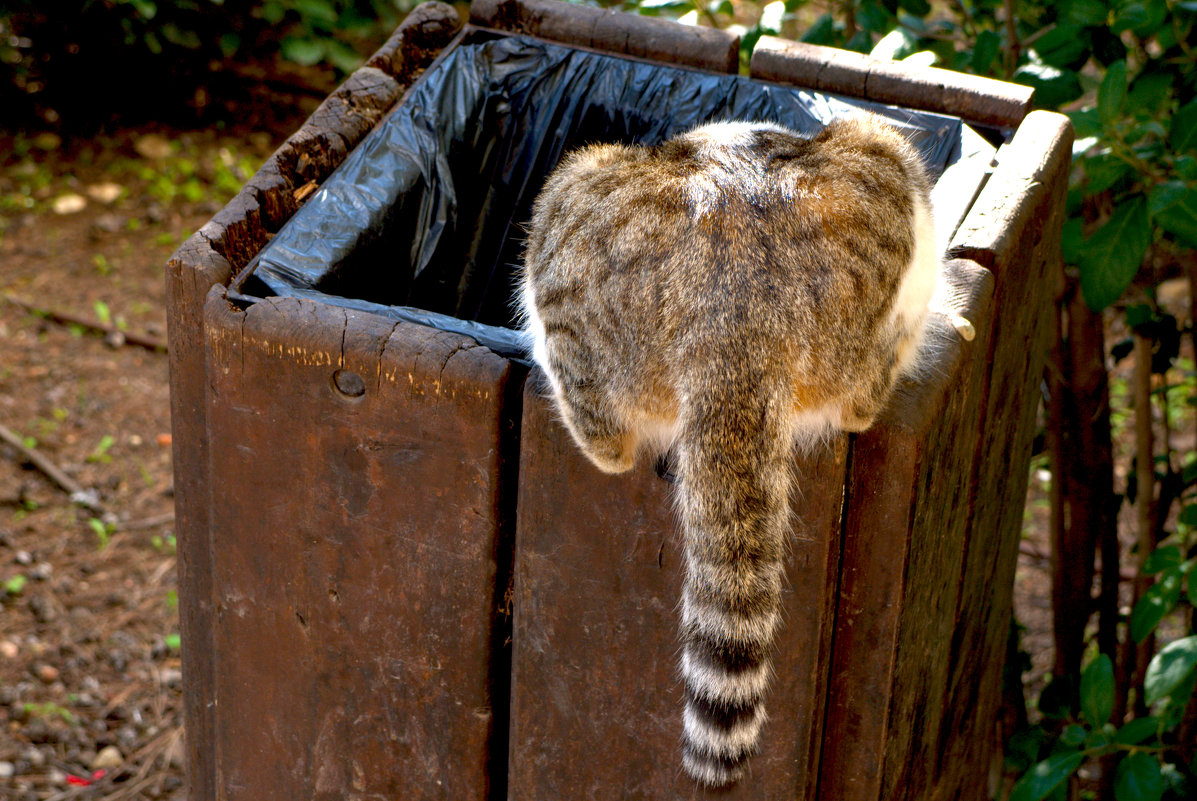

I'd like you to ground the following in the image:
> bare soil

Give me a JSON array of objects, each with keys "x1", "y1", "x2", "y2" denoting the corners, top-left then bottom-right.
[{"x1": 0, "y1": 120, "x2": 310, "y2": 801}]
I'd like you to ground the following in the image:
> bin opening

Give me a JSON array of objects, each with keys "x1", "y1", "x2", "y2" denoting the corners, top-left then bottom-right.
[{"x1": 246, "y1": 29, "x2": 996, "y2": 359}]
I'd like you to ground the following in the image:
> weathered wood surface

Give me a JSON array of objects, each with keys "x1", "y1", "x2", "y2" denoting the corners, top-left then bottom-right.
[
  {"x1": 818, "y1": 259, "x2": 995, "y2": 801},
  {"x1": 934, "y1": 110, "x2": 1073, "y2": 801},
  {"x1": 165, "y1": 6, "x2": 463, "y2": 799},
  {"x1": 470, "y1": 0, "x2": 740, "y2": 74},
  {"x1": 750, "y1": 35, "x2": 1034, "y2": 129},
  {"x1": 202, "y1": 291, "x2": 517, "y2": 800},
  {"x1": 509, "y1": 376, "x2": 847, "y2": 801}
]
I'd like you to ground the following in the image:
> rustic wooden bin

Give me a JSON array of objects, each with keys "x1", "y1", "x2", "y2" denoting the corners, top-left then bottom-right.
[{"x1": 167, "y1": 2, "x2": 1073, "y2": 800}]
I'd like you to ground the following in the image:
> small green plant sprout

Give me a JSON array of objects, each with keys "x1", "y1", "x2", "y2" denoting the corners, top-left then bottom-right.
[
  {"x1": 92, "y1": 300, "x2": 111, "y2": 325},
  {"x1": 151, "y1": 533, "x2": 177, "y2": 554},
  {"x1": 92, "y1": 253, "x2": 113, "y2": 276},
  {"x1": 165, "y1": 589, "x2": 178, "y2": 611},
  {"x1": 22, "y1": 701, "x2": 77, "y2": 725},
  {"x1": 4, "y1": 574, "x2": 28, "y2": 596},
  {"x1": 88, "y1": 517, "x2": 115, "y2": 549},
  {"x1": 87, "y1": 434, "x2": 115, "y2": 464},
  {"x1": 165, "y1": 632, "x2": 181, "y2": 652}
]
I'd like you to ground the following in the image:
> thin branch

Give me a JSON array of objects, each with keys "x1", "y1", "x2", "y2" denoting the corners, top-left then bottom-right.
[
  {"x1": 4, "y1": 295, "x2": 168, "y2": 353},
  {"x1": 0, "y1": 422, "x2": 103, "y2": 513},
  {"x1": 1002, "y1": 0, "x2": 1020, "y2": 78}
]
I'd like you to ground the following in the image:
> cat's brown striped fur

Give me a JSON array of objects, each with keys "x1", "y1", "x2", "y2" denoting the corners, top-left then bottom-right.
[{"x1": 519, "y1": 114, "x2": 941, "y2": 787}]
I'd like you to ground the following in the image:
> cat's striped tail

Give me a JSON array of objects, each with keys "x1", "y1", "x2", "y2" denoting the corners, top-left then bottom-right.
[{"x1": 676, "y1": 381, "x2": 792, "y2": 787}]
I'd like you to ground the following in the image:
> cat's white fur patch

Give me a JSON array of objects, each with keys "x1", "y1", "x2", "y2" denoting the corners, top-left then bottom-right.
[{"x1": 519, "y1": 278, "x2": 560, "y2": 395}]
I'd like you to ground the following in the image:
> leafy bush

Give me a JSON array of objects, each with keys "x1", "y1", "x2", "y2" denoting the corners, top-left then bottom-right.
[{"x1": 0, "y1": 0, "x2": 404, "y2": 129}]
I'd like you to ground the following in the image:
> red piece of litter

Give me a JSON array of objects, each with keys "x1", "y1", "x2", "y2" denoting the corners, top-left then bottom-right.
[{"x1": 66, "y1": 769, "x2": 107, "y2": 786}]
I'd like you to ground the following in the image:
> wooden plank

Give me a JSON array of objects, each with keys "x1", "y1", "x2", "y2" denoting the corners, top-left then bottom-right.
[
  {"x1": 818, "y1": 259, "x2": 995, "y2": 801},
  {"x1": 879, "y1": 261, "x2": 996, "y2": 801},
  {"x1": 750, "y1": 36, "x2": 1033, "y2": 128},
  {"x1": 165, "y1": 234, "x2": 232, "y2": 801},
  {"x1": 166, "y1": 11, "x2": 467, "y2": 799},
  {"x1": 509, "y1": 377, "x2": 847, "y2": 800},
  {"x1": 935, "y1": 111, "x2": 1073, "y2": 800},
  {"x1": 203, "y1": 292, "x2": 516, "y2": 800},
  {"x1": 470, "y1": 0, "x2": 740, "y2": 74}
]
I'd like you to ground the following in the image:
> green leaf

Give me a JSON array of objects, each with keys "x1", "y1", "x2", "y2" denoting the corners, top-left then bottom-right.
[
  {"x1": 1014, "y1": 60, "x2": 1084, "y2": 108},
  {"x1": 856, "y1": 0, "x2": 891, "y2": 33},
  {"x1": 1131, "y1": 568, "x2": 1183, "y2": 643},
  {"x1": 1189, "y1": 566, "x2": 1197, "y2": 606},
  {"x1": 1154, "y1": 186, "x2": 1197, "y2": 249},
  {"x1": 1061, "y1": 0, "x2": 1109, "y2": 26},
  {"x1": 166, "y1": 632, "x2": 181, "y2": 651},
  {"x1": 1114, "y1": 752, "x2": 1166, "y2": 801},
  {"x1": 759, "y1": 0, "x2": 785, "y2": 34},
  {"x1": 1034, "y1": 25, "x2": 1091, "y2": 70},
  {"x1": 871, "y1": 28, "x2": 918, "y2": 60},
  {"x1": 1068, "y1": 108, "x2": 1102, "y2": 139},
  {"x1": 801, "y1": 13, "x2": 836, "y2": 44},
  {"x1": 1060, "y1": 723, "x2": 1088, "y2": 747},
  {"x1": 897, "y1": 0, "x2": 930, "y2": 14},
  {"x1": 1174, "y1": 101, "x2": 1197, "y2": 154},
  {"x1": 1148, "y1": 183, "x2": 1186, "y2": 217},
  {"x1": 1177, "y1": 155, "x2": 1197, "y2": 181},
  {"x1": 1010, "y1": 752, "x2": 1085, "y2": 801},
  {"x1": 1142, "y1": 544, "x2": 1183, "y2": 574},
  {"x1": 971, "y1": 29, "x2": 1000, "y2": 75},
  {"x1": 1112, "y1": 0, "x2": 1167, "y2": 37},
  {"x1": 1081, "y1": 654, "x2": 1115, "y2": 726},
  {"x1": 1144, "y1": 635, "x2": 1197, "y2": 705},
  {"x1": 280, "y1": 36, "x2": 325, "y2": 66},
  {"x1": 1098, "y1": 61, "x2": 1128, "y2": 123},
  {"x1": 1078, "y1": 197, "x2": 1151, "y2": 311},
  {"x1": 1126, "y1": 71, "x2": 1172, "y2": 117},
  {"x1": 1062, "y1": 217, "x2": 1083, "y2": 264},
  {"x1": 1114, "y1": 716, "x2": 1160, "y2": 746},
  {"x1": 4, "y1": 574, "x2": 27, "y2": 595}
]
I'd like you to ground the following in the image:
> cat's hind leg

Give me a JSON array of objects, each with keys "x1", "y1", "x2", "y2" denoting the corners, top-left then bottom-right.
[{"x1": 545, "y1": 368, "x2": 637, "y2": 474}]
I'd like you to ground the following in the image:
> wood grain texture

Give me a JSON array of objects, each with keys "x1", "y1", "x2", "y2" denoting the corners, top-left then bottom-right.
[
  {"x1": 166, "y1": 8, "x2": 464, "y2": 800},
  {"x1": 509, "y1": 375, "x2": 847, "y2": 801},
  {"x1": 203, "y1": 291, "x2": 515, "y2": 801},
  {"x1": 935, "y1": 110, "x2": 1073, "y2": 801},
  {"x1": 164, "y1": 234, "x2": 232, "y2": 801},
  {"x1": 750, "y1": 36, "x2": 1034, "y2": 128},
  {"x1": 820, "y1": 260, "x2": 996, "y2": 801},
  {"x1": 470, "y1": 0, "x2": 740, "y2": 73}
]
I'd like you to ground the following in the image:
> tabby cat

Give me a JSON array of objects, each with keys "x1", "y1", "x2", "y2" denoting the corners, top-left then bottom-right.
[{"x1": 519, "y1": 114, "x2": 943, "y2": 787}]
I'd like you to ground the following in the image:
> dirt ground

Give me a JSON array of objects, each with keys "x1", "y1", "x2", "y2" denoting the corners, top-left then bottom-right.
[
  {"x1": 0, "y1": 118, "x2": 1063, "y2": 798},
  {"x1": 0, "y1": 118, "x2": 313, "y2": 800}
]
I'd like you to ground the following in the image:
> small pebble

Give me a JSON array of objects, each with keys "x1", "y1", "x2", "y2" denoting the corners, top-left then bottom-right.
[
  {"x1": 28, "y1": 595, "x2": 57, "y2": 624},
  {"x1": 0, "y1": 640, "x2": 18, "y2": 659},
  {"x1": 34, "y1": 664, "x2": 59, "y2": 683},
  {"x1": 29, "y1": 563, "x2": 52, "y2": 581},
  {"x1": 14, "y1": 551, "x2": 32, "y2": 566},
  {"x1": 0, "y1": 761, "x2": 13, "y2": 779},
  {"x1": 90, "y1": 745, "x2": 122, "y2": 770},
  {"x1": 20, "y1": 747, "x2": 44, "y2": 767}
]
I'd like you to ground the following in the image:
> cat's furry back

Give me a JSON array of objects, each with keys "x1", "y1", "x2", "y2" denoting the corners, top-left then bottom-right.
[{"x1": 519, "y1": 115, "x2": 941, "y2": 787}]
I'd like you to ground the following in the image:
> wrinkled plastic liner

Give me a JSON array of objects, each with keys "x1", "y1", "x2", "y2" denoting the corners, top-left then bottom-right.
[{"x1": 252, "y1": 30, "x2": 977, "y2": 359}]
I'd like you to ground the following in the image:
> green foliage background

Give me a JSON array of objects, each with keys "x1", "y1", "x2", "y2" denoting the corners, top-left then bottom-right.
[{"x1": 0, "y1": 0, "x2": 409, "y2": 129}]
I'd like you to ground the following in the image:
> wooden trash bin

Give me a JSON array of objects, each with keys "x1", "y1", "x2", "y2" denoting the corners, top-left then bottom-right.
[{"x1": 166, "y1": 1, "x2": 1072, "y2": 799}]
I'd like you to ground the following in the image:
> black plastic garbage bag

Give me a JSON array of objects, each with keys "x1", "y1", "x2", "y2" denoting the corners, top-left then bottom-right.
[{"x1": 252, "y1": 30, "x2": 978, "y2": 358}]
